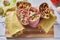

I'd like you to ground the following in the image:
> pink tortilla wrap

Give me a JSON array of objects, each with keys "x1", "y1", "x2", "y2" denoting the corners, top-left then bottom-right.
[{"x1": 28, "y1": 7, "x2": 41, "y2": 28}]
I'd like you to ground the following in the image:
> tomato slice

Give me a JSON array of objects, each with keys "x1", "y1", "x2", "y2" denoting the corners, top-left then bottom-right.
[{"x1": 51, "y1": 0, "x2": 59, "y2": 4}]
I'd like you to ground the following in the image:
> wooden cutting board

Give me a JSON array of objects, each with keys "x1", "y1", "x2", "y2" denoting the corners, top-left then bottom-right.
[{"x1": 6, "y1": 26, "x2": 54, "y2": 38}]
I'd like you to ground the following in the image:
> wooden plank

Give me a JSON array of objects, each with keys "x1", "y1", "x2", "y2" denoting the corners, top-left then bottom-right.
[{"x1": 6, "y1": 26, "x2": 54, "y2": 38}]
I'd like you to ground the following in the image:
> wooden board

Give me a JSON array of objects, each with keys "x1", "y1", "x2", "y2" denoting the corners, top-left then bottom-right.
[{"x1": 6, "y1": 26, "x2": 54, "y2": 38}]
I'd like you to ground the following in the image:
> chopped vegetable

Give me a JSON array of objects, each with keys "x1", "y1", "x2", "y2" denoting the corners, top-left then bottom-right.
[
  {"x1": 2, "y1": 0, "x2": 16, "y2": 16},
  {"x1": 41, "y1": 8, "x2": 54, "y2": 19},
  {"x1": 39, "y1": 3, "x2": 49, "y2": 12},
  {"x1": 29, "y1": 11, "x2": 38, "y2": 20},
  {"x1": 3, "y1": 0, "x2": 10, "y2": 6},
  {"x1": 17, "y1": 1, "x2": 31, "y2": 9}
]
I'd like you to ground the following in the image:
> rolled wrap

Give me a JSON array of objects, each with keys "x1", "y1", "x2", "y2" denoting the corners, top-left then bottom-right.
[
  {"x1": 28, "y1": 7, "x2": 41, "y2": 28},
  {"x1": 5, "y1": 11, "x2": 24, "y2": 37},
  {"x1": 17, "y1": 8, "x2": 29, "y2": 25}
]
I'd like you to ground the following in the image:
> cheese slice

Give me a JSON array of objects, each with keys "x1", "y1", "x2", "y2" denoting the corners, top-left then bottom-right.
[
  {"x1": 5, "y1": 11, "x2": 24, "y2": 37},
  {"x1": 38, "y1": 13, "x2": 57, "y2": 33}
]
